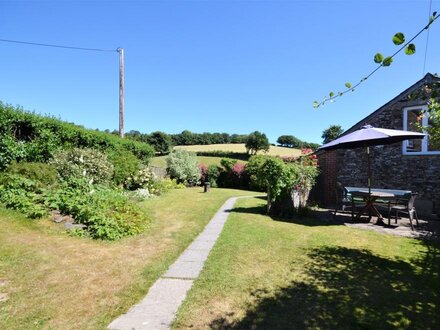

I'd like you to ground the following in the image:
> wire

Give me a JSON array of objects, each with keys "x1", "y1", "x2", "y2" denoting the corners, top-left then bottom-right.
[
  {"x1": 423, "y1": 0, "x2": 433, "y2": 75},
  {"x1": 0, "y1": 38, "x2": 118, "y2": 53}
]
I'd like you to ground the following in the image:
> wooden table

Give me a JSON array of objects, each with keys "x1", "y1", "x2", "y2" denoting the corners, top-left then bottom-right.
[{"x1": 350, "y1": 190, "x2": 395, "y2": 224}]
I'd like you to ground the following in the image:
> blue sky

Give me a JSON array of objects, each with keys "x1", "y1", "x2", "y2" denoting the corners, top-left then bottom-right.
[{"x1": 1, "y1": 0, "x2": 439, "y2": 144}]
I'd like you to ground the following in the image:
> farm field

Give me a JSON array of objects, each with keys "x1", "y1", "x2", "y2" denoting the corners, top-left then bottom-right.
[
  {"x1": 0, "y1": 188, "x2": 259, "y2": 329},
  {"x1": 174, "y1": 143, "x2": 302, "y2": 157},
  {"x1": 173, "y1": 196, "x2": 440, "y2": 329}
]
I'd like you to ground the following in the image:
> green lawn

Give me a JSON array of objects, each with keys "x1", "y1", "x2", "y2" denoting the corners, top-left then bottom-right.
[
  {"x1": 0, "y1": 188, "x2": 259, "y2": 329},
  {"x1": 173, "y1": 196, "x2": 440, "y2": 329}
]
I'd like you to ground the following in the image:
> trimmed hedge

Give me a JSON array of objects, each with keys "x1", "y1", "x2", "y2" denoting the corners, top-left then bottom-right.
[{"x1": 0, "y1": 102, "x2": 154, "y2": 169}]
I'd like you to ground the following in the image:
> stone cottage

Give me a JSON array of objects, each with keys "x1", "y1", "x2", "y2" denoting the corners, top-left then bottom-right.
[{"x1": 315, "y1": 73, "x2": 440, "y2": 218}]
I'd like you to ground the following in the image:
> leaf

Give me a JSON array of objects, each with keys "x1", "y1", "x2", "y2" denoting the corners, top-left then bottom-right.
[
  {"x1": 392, "y1": 32, "x2": 405, "y2": 45},
  {"x1": 338, "y1": 92, "x2": 343, "y2": 97},
  {"x1": 345, "y1": 82, "x2": 352, "y2": 88},
  {"x1": 313, "y1": 101, "x2": 319, "y2": 108},
  {"x1": 405, "y1": 43, "x2": 416, "y2": 55},
  {"x1": 374, "y1": 53, "x2": 384, "y2": 64},
  {"x1": 382, "y1": 56, "x2": 393, "y2": 67},
  {"x1": 329, "y1": 92, "x2": 335, "y2": 98}
]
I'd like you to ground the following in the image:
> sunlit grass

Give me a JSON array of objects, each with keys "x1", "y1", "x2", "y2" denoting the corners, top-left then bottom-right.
[
  {"x1": 173, "y1": 197, "x2": 440, "y2": 329},
  {"x1": 175, "y1": 143, "x2": 301, "y2": 157},
  {"x1": 0, "y1": 188, "x2": 259, "y2": 329}
]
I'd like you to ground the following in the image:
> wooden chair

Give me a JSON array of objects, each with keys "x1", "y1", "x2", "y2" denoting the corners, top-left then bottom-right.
[{"x1": 388, "y1": 192, "x2": 419, "y2": 230}]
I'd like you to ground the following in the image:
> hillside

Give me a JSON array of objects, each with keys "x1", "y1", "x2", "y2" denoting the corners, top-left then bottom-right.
[{"x1": 174, "y1": 144, "x2": 302, "y2": 157}]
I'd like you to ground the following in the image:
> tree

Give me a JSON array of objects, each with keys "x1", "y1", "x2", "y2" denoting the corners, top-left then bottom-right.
[
  {"x1": 166, "y1": 150, "x2": 200, "y2": 185},
  {"x1": 245, "y1": 131, "x2": 270, "y2": 155},
  {"x1": 147, "y1": 131, "x2": 172, "y2": 155},
  {"x1": 321, "y1": 125, "x2": 344, "y2": 144},
  {"x1": 277, "y1": 135, "x2": 303, "y2": 148}
]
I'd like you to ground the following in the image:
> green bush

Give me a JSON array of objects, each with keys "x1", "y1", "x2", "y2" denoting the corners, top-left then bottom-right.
[
  {"x1": 0, "y1": 174, "x2": 47, "y2": 218},
  {"x1": 6, "y1": 161, "x2": 58, "y2": 188},
  {"x1": 166, "y1": 150, "x2": 201, "y2": 185},
  {"x1": 207, "y1": 165, "x2": 220, "y2": 187},
  {"x1": 107, "y1": 149, "x2": 140, "y2": 186},
  {"x1": 124, "y1": 166, "x2": 157, "y2": 192},
  {"x1": 44, "y1": 178, "x2": 149, "y2": 240},
  {"x1": 50, "y1": 148, "x2": 114, "y2": 185},
  {"x1": 0, "y1": 102, "x2": 155, "y2": 166}
]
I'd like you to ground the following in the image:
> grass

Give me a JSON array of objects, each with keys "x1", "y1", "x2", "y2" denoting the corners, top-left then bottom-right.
[
  {"x1": 150, "y1": 155, "x2": 246, "y2": 169},
  {"x1": 173, "y1": 196, "x2": 440, "y2": 329},
  {"x1": 0, "y1": 188, "x2": 259, "y2": 329},
  {"x1": 175, "y1": 143, "x2": 302, "y2": 157}
]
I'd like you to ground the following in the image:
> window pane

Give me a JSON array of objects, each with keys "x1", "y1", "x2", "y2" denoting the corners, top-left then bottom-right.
[{"x1": 405, "y1": 109, "x2": 423, "y2": 152}]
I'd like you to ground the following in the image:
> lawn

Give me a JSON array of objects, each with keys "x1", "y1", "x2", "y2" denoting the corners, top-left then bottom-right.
[
  {"x1": 173, "y1": 196, "x2": 440, "y2": 329},
  {"x1": 150, "y1": 155, "x2": 246, "y2": 169},
  {"x1": 0, "y1": 188, "x2": 258, "y2": 329},
  {"x1": 175, "y1": 143, "x2": 302, "y2": 157}
]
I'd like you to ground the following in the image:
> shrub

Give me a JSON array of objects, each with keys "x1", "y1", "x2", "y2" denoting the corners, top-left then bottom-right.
[
  {"x1": 50, "y1": 148, "x2": 114, "y2": 184},
  {"x1": 199, "y1": 163, "x2": 208, "y2": 183},
  {"x1": 6, "y1": 161, "x2": 58, "y2": 188},
  {"x1": 166, "y1": 150, "x2": 201, "y2": 185},
  {"x1": 107, "y1": 149, "x2": 140, "y2": 186},
  {"x1": 44, "y1": 178, "x2": 149, "y2": 240},
  {"x1": 0, "y1": 174, "x2": 47, "y2": 218},
  {"x1": 207, "y1": 165, "x2": 220, "y2": 187},
  {"x1": 124, "y1": 166, "x2": 159, "y2": 194}
]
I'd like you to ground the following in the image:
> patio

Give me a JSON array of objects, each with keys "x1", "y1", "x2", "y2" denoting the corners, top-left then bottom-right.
[{"x1": 313, "y1": 208, "x2": 440, "y2": 241}]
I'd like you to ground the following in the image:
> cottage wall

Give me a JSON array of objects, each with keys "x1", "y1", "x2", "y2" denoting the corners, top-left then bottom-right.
[{"x1": 334, "y1": 98, "x2": 439, "y2": 217}]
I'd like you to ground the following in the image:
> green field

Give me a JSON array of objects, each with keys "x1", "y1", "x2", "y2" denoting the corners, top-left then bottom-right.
[{"x1": 150, "y1": 144, "x2": 302, "y2": 168}]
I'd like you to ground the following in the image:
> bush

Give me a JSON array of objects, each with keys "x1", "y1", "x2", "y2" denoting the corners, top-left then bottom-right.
[
  {"x1": 0, "y1": 102, "x2": 155, "y2": 165},
  {"x1": 50, "y1": 148, "x2": 114, "y2": 185},
  {"x1": 6, "y1": 161, "x2": 58, "y2": 188},
  {"x1": 207, "y1": 165, "x2": 220, "y2": 187},
  {"x1": 44, "y1": 178, "x2": 149, "y2": 240},
  {"x1": 0, "y1": 174, "x2": 47, "y2": 218},
  {"x1": 124, "y1": 166, "x2": 157, "y2": 193},
  {"x1": 166, "y1": 150, "x2": 201, "y2": 185},
  {"x1": 107, "y1": 149, "x2": 140, "y2": 186}
]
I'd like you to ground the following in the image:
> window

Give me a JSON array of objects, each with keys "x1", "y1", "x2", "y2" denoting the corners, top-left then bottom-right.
[{"x1": 403, "y1": 105, "x2": 440, "y2": 155}]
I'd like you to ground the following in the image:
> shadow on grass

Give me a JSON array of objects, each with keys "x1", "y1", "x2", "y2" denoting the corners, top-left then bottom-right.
[
  {"x1": 228, "y1": 203, "x2": 342, "y2": 227},
  {"x1": 210, "y1": 243, "x2": 440, "y2": 329}
]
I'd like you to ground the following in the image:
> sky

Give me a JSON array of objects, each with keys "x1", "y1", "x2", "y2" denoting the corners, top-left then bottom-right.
[{"x1": 1, "y1": 0, "x2": 439, "y2": 144}]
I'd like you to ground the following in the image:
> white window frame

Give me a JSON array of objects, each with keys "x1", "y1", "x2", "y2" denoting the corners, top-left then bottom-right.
[{"x1": 402, "y1": 105, "x2": 440, "y2": 155}]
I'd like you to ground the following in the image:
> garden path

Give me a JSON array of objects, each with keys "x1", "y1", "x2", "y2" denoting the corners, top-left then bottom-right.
[{"x1": 108, "y1": 196, "x2": 249, "y2": 330}]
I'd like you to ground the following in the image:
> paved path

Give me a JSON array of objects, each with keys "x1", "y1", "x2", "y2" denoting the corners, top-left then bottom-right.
[{"x1": 108, "y1": 196, "x2": 242, "y2": 330}]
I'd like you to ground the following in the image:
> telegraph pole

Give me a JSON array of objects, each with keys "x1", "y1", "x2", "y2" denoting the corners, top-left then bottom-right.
[{"x1": 117, "y1": 47, "x2": 124, "y2": 138}]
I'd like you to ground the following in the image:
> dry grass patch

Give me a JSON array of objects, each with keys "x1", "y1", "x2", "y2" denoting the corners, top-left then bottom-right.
[
  {"x1": 0, "y1": 188, "x2": 258, "y2": 329},
  {"x1": 175, "y1": 144, "x2": 301, "y2": 157}
]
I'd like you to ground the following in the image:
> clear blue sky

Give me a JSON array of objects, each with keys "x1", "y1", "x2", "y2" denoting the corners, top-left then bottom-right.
[{"x1": 1, "y1": 0, "x2": 439, "y2": 144}]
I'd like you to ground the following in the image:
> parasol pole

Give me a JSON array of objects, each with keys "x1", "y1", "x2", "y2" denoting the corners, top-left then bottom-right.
[{"x1": 367, "y1": 146, "x2": 371, "y2": 195}]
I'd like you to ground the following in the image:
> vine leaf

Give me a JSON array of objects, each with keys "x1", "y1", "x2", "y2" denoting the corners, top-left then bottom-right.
[
  {"x1": 374, "y1": 53, "x2": 384, "y2": 63},
  {"x1": 382, "y1": 56, "x2": 393, "y2": 66},
  {"x1": 392, "y1": 32, "x2": 405, "y2": 45},
  {"x1": 345, "y1": 82, "x2": 352, "y2": 88},
  {"x1": 405, "y1": 43, "x2": 416, "y2": 55},
  {"x1": 313, "y1": 101, "x2": 319, "y2": 108}
]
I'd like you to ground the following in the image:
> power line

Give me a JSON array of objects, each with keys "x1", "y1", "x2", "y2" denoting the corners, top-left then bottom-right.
[
  {"x1": 0, "y1": 38, "x2": 117, "y2": 53},
  {"x1": 423, "y1": 0, "x2": 433, "y2": 75}
]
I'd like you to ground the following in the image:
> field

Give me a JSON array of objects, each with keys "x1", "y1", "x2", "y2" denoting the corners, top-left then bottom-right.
[
  {"x1": 0, "y1": 188, "x2": 258, "y2": 329},
  {"x1": 174, "y1": 143, "x2": 302, "y2": 157},
  {"x1": 173, "y1": 196, "x2": 440, "y2": 329}
]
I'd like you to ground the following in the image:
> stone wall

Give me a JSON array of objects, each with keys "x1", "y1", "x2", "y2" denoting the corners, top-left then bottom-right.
[{"x1": 334, "y1": 97, "x2": 439, "y2": 217}]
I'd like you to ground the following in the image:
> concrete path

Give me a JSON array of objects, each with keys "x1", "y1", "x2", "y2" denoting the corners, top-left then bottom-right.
[{"x1": 108, "y1": 196, "x2": 241, "y2": 330}]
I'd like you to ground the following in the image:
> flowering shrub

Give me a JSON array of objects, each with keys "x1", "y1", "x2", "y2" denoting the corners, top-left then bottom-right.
[
  {"x1": 124, "y1": 166, "x2": 157, "y2": 192},
  {"x1": 199, "y1": 163, "x2": 208, "y2": 183},
  {"x1": 50, "y1": 148, "x2": 114, "y2": 184},
  {"x1": 232, "y1": 162, "x2": 245, "y2": 178}
]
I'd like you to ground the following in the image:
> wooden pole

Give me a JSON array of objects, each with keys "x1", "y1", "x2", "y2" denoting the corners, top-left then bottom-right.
[{"x1": 117, "y1": 47, "x2": 124, "y2": 138}]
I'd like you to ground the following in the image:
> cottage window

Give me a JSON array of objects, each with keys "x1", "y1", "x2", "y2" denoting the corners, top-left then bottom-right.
[{"x1": 403, "y1": 105, "x2": 440, "y2": 155}]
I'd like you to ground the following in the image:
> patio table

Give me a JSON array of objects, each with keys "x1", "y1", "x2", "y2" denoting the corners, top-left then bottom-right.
[{"x1": 350, "y1": 190, "x2": 394, "y2": 224}]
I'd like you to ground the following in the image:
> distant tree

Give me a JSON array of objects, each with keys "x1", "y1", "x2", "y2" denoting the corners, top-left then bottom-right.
[
  {"x1": 277, "y1": 135, "x2": 304, "y2": 148},
  {"x1": 147, "y1": 131, "x2": 172, "y2": 155},
  {"x1": 322, "y1": 125, "x2": 344, "y2": 144},
  {"x1": 230, "y1": 134, "x2": 248, "y2": 144},
  {"x1": 245, "y1": 131, "x2": 270, "y2": 155}
]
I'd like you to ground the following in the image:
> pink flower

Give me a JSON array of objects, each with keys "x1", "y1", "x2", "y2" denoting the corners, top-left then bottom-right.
[{"x1": 232, "y1": 162, "x2": 245, "y2": 178}]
